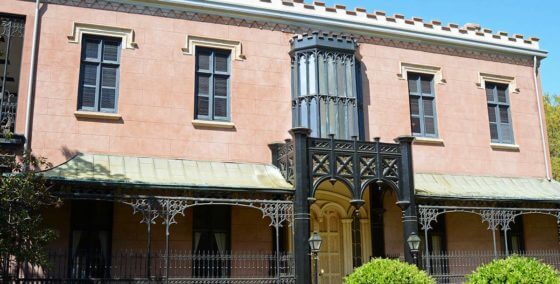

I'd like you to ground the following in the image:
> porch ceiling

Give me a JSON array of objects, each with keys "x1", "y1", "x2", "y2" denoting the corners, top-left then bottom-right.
[
  {"x1": 415, "y1": 173, "x2": 560, "y2": 202},
  {"x1": 42, "y1": 153, "x2": 293, "y2": 192}
]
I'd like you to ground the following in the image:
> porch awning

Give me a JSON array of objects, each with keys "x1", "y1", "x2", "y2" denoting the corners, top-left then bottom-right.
[
  {"x1": 42, "y1": 153, "x2": 293, "y2": 192},
  {"x1": 415, "y1": 173, "x2": 560, "y2": 202}
]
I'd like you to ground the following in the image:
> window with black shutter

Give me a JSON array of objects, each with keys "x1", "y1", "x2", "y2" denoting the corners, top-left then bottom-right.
[
  {"x1": 486, "y1": 82, "x2": 514, "y2": 144},
  {"x1": 78, "y1": 35, "x2": 120, "y2": 113},
  {"x1": 195, "y1": 48, "x2": 231, "y2": 121},
  {"x1": 407, "y1": 73, "x2": 438, "y2": 137}
]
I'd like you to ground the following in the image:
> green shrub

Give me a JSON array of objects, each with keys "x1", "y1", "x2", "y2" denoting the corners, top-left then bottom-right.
[
  {"x1": 345, "y1": 258, "x2": 435, "y2": 284},
  {"x1": 466, "y1": 255, "x2": 560, "y2": 284}
]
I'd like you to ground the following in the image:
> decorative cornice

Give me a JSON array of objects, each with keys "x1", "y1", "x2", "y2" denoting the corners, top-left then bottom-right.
[{"x1": 43, "y1": 0, "x2": 535, "y2": 66}]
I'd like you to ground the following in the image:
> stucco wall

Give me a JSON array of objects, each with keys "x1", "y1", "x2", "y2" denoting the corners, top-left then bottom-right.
[
  {"x1": 383, "y1": 191, "x2": 404, "y2": 257},
  {"x1": 1, "y1": 0, "x2": 549, "y2": 180},
  {"x1": 523, "y1": 214, "x2": 560, "y2": 251}
]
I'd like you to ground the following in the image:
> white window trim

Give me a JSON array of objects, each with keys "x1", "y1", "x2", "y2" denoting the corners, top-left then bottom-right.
[
  {"x1": 478, "y1": 73, "x2": 519, "y2": 93},
  {"x1": 67, "y1": 22, "x2": 137, "y2": 49},
  {"x1": 182, "y1": 35, "x2": 245, "y2": 61},
  {"x1": 398, "y1": 62, "x2": 445, "y2": 84}
]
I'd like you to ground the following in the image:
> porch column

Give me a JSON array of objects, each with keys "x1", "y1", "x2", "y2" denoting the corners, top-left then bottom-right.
[
  {"x1": 360, "y1": 219, "x2": 372, "y2": 261},
  {"x1": 342, "y1": 219, "x2": 353, "y2": 275},
  {"x1": 396, "y1": 136, "x2": 419, "y2": 265},
  {"x1": 291, "y1": 127, "x2": 312, "y2": 284}
]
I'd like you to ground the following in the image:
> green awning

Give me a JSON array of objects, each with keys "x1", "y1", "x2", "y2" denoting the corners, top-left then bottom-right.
[
  {"x1": 415, "y1": 173, "x2": 560, "y2": 202},
  {"x1": 42, "y1": 153, "x2": 293, "y2": 192}
]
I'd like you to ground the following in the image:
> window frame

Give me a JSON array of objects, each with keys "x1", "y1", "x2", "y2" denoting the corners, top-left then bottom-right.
[
  {"x1": 77, "y1": 34, "x2": 121, "y2": 113},
  {"x1": 194, "y1": 47, "x2": 231, "y2": 122},
  {"x1": 485, "y1": 82, "x2": 515, "y2": 144},
  {"x1": 407, "y1": 72, "x2": 439, "y2": 138}
]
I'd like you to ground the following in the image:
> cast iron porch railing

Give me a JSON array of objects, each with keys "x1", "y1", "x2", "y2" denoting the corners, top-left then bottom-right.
[
  {"x1": 422, "y1": 250, "x2": 560, "y2": 284},
  {"x1": 1, "y1": 250, "x2": 295, "y2": 283}
]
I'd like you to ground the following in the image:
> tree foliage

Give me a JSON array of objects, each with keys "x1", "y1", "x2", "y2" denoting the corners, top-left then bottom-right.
[
  {"x1": 466, "y1": 255, "x2": 560, "y2": 284},
  {"x1": 0, "y1": 154, "x2": 60, "y2": 267},
  {"x1": 544, "y1": 94, "x2": 560, "y2": 180}
]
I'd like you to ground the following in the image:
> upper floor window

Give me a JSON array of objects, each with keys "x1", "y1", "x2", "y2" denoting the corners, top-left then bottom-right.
[
  {"x1": 78, "y1": 35, "x2": 120, "y2": 113},
  {"x1": 408, "y1": 73, "x2": 438, "y2": 137},
  {"x1": 195, "y1": 48, "x2": 231, "y2": 121},
  {"x1": 486, "y1": 82, "x2": 514, "y2": 144}
]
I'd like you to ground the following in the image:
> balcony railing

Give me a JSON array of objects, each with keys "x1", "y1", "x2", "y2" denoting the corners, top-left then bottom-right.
[{"x1": 1, "y1": 250, "x2": 295, "y2": 283}]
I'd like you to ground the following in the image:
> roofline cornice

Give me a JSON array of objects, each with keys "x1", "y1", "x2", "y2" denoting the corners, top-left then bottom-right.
[{"x1": 130, "y1": 0, "x2": 547, "y2": 58}]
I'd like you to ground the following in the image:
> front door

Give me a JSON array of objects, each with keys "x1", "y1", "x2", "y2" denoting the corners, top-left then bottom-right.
[{"x1": 318, "y1": 209, "x2": 342, "y2": 284}]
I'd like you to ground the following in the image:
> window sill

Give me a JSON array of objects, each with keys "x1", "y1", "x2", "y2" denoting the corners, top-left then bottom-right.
[
  {"x1": 490, "y1": 143, "x2": 520, "y2": 151},
  {"x1": 74, "y1": 111, "x2": 122, "y2": 120},
  {"x1": 192, "y1": 119, "x2": 235, "y2": 129},
  {"x1": 413, "y1": 137, "x2": 445, "y2": 146}
]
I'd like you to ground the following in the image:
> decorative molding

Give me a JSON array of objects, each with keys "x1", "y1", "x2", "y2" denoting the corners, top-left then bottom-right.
[
  {"x1": 192, "y1": 119, "x2": 236, "y2": 129},
  {"x1": 74, "y1": 111, "x2": 122, "y2": 120},
  {"x1": 67, "y1": 22, "x2": 137, "y2": 49},
  {"x1": 478, "y1": 73, "x2": 519, "y2": 93},
  {"x1": 490, "y1": 143, "x2": 520, "y2": 151},
  {"x1": 398, "y1": 62, "x2": 445, "y2": 84},
  {"x1": 413, "y1": 137, "x2": 445, "y2": 146},
  {"x1": 45, "y1": 0, "x2": 534, "y2": 66},
  {"x1": 182, "y1": 35, "x2": 245, "y2": 60}
]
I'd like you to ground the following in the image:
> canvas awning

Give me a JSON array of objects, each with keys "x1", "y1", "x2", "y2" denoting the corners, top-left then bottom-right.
[
  {"x1": 415, "y1": 173, "x2": 560, "y2": 202},
  {"x1": 42, "y1": 153, "x2": 293, "y2": 192}
]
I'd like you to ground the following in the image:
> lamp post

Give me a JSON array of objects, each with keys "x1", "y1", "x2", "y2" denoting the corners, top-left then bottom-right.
[
  {"x1": 407, "y1": 232, "x2": 422, "y2": 267},
  {"x1": 309, "y1": 231, "x2": 322, "y2": 284}
]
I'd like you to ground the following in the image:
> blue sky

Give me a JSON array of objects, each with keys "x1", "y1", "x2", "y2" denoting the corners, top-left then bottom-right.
[{"x1": 322, "y1": 0, "x2": 559, "y2": 95}]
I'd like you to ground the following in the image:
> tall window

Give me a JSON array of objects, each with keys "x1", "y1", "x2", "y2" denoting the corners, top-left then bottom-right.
[
  {"x1": 407, "y1": 73, "x2": 437, "y2": 137},
  {"x1": 351, "y1": 215, "x2": 362, "y2": 268},
  {"x1": 78, "y1": 35, "x2": 120, "y2": 113},
  {"x1": 195, "y1": 48, "x2": 231, "y2": 121},
  {"x1": 486, "y1": 82, "x2": 514, "y2": 144},
  {"x1": 501, "y1": 216, "x2": 524, "y2": 253},
  {"x1": 193, "y1": 205, "x2": 231, "y2": 277}
]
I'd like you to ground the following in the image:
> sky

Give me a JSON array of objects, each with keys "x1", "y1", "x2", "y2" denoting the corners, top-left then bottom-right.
[{"x1": 322, "y1": 0, "x2": 560, "y2": 95}]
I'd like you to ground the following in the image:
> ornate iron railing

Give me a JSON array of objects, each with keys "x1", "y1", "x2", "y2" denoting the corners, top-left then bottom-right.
[
  {"x1": 1, "y1": 250, "x2": 295, "y2": 283},
  {"x1": 422, "y1": 250, "x2": 560, "y2": 283}
]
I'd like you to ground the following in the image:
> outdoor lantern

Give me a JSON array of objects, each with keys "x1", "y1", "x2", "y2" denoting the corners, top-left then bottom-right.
[
  {"x1": 407, "y1": 232, "x2": 422, "y2": 253},
  {"x1": 308, "y1": 231, "x2": 323, "y2": 253}
]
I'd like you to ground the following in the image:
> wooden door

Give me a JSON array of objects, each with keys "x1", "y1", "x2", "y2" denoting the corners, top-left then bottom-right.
[{"x1": 318, "y1": 209, "x2": 342, "y2": 284}]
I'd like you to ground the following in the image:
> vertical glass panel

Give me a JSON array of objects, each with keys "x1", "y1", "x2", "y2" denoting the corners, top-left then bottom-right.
[
  {"x1": 300, "y1": 99, "x2": 309, "y2": 128},
  {"x1": 411, "y1": 116, "x2": 421, "y2": 134},
  {"x1": 346, "y1": 58, "x2": 354, "y2": 98},
  {"x1": 497, "y1": 86, "x2": 507, "y2": 103},
  {"x1": 101, "y1": 67, "x2": 117, "y2": 87},
  {"x1": 327, "y1": 56, "x2": 336, "y2": 96},
  {"x1": 197, "y1": 51, "x2": 211, "y2": 71},
  {"x1": 348, "y1": 103, "x2": 356, "y2": 138},
  {"x1": 214, "y1": 76, "x2": 228, "y2": 97},
  {"x1": 320, "y1": 97, "x2": 328, "y2": 137},
  {"x1": 410, "y1": 96, "x2": 420, "y2": 115},
  {"x1": 337, "y1": 59, "x2": 346, "y2": 97},
  {"x1": 328, "y1": 98, "x2": 336, "y2": 135},
  {"x1": 299, "y1": 55, "x2": 308, "y2": 96},
  {"x1": 197, "y1": 96, "x2": 209, "y2": 116},
  {"x1": 499, "y1": 106, "x2": 509, "y2": 123},
  {"x1": 338, "y1": 101, "x2": 347, "y2": 139},
  {"x1": 421, "y1": 75, "x2": 433, "y2": 94},
  {"x1": 214, "y1": 53, "x2": 229, "y2": 73},
  {"x1": 423, "y1": 98, "x2": 434, "y2": 116},
  {"x1": 84, "y1": 39, "x2": 100, "y2": 60},
  {"x1": 489, "y1": 123, "x2": 499, "y2": 140},
  {"x1": 214, "y1": 97, "x2": 227, "y2": 117},
  {"x1": 407, "y1": 76, "x2": 418, "y2": 94},
  {"x1": 82, "y1": 63, "x2": 98, "y2": 86},
  {"x1": 102, "y1": 41, "x2": 120, "y2": 62},
  {"x1": 500, "y1": 124, "x2": 513, "y2": 143},
  {"x1": 424, "y1": 117, "x2": 435, "y2": 135},
  {"x1": 488, "y1": 106, "x2": 497, "y2": 123},
  {"x1": 100, "y1": 88, "x2": 116, "y2": 110},
  {"x1": 308, "y1": 54, "x2": 317, "y2": 95},
  {"x1": 309, "y1": 97, "x2": 318, "y2": 136},
  {"x1": 318, "y1": 53, "x2": 327, "y2": 95},
  {"x1": 485, "y1": 84, "x2": 495, "y2": 102},
  {"x1": 197, "y1": 75, "x2": 210, "y2": 95},
  {"x1": 81, "y1": 86, "x2": 96, "y2": 108}
]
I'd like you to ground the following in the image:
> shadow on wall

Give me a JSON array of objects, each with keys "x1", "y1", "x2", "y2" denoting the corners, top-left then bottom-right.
[
  {"x1": 356, "y1": 51, "x2": 371, "y2": 141},
  {"x1": 57, "y1": 146, "x2": 129, "y2": 182}
]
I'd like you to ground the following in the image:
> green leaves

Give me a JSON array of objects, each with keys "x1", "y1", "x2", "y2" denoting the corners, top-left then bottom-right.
[
  {"x1": 345, "y1": 258, "x2": 436, "y2": 284},
  {"x1": 0, "y1": 153, "x2": 60, "y2": 267},
  {"x1": 545, "y1": 94, "x2": 560, "y2": 180},
  {"x1": 466, "y1": 255, "x2": 560, "y2": 284}
]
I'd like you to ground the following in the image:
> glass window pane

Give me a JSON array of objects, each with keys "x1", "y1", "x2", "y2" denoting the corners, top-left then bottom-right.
[
  {"x1": 214, "y1": 52, "x2": 229, "y2": 73},
  {"x1": 499, "y1": 106, "x2": 509, "y2": 123},
  {"x1": 488, "y1": 106, "x2": 497, "y2": 123},
  {"x1": 421, "y1": 75, "x2": 433, "y2": 94},
  {"x1": 407, "y1": 76, "x2": 418, "y2": 94},
  {"x1": 424, "y1": 117, "x2": 435, "y2": 135},
  {"x1": 309, "y1": 54, "x2": 317, "y2": 95},
  {"x1": 497, "y1": 87, "x2": 507, "y2": 103},
  {"x1": 410, "y1": 96, "x2": 420, "y2": 115},
  {"x1": 299, "y1": 55, "x2": 308, "y2": 96},
  {"x1": 197, "y1": 75, "x2": 210, "y2": 95},
  {"x1": 346, "y1": 59, "x2": 354, "y2": 98},
  {"x1": 102, "y1": 41, "x2": 120, "y2": 62},
  {"x1": 100, "y1": 88, "x2": 116, "y2": 110},
  {"x1": 214, "y1": 97, "x2": 227, "y2": 118},
  {"x1": 309, "y1": 97, "x2": 318, "y2": 135},
  {"x1": 197, "y1": 51, "x2": 211, "y2": 71},
  {"x1": 489, "y1": 123, "x2": 499, "y2": 140},
  {"x1": 411, "y1": 116, "x2": 421, "y2": 134},
  {"x1": 81, "y1": 86, "x2": 96, "y2": 108},
  {"x1": 214, "y1": 76, "x2": 228, "y2": 97},
  {"x1": 327, "y1": 56, "x2": 336, "y2": 95},
  {"x1": 337, "y1": 60, "x2": 346, "y2": 97},
  {"x1": 318, "y1": 53, "x2": 327, "y2": 95},
  {"x1": 82, "y1": 63, "x2": 98, "y2": 86},
  {"x1": 423, "y1": 98, "x2": 434, "y2": 116},
  {"x1": 84, "y1": 39, "x2": 100, "y2": 60},
  {"x1": 101, "y1": 67, "x2": 117, "y2": 87},
  {"x1": 197, "y1": 96, "x2": 209, "y2": 116},
  {"x1": 485, "y1": 84, "x2": 495, "y2": 102},
  {"x1": 338, "y1": 102, "x2": 347, "y2": 138},
  {"x1": 500, "y1": 124, "x2": 513, "y2": 143}
]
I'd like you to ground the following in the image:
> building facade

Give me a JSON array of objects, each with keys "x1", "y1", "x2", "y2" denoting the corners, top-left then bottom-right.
[{"x1": 1, "y1": 0, "x2": 559, "y2": 283}]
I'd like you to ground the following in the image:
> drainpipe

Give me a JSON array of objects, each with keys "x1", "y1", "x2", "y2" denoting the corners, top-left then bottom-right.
[
  {"x1": 23, "y1": 0, "x2": 40, "y2": 155},
  {"x1": 533, "y1": 56, "x2": 551, "y2": 180}
]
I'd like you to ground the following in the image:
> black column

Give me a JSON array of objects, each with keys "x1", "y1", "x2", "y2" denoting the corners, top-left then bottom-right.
[
  {"x1": 395, "y1": 136, "x2": 418, "y2": 264},
  {"x1": 290, "y1": 127, "x2": 311, "y2": 284}
]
